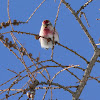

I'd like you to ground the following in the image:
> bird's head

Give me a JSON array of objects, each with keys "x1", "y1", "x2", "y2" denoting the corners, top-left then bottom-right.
[{"x1": 42, "y1": 20, "x2": 52, "y2": 29}]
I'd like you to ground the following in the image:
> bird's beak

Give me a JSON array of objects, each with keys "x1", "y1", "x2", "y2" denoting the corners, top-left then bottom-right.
[
  {"x1": 44, "y1": 24, "x2": 48, "y2": 28},
  {"x1": 43, "y1": 24, "x2": 48, "y2": 28}
]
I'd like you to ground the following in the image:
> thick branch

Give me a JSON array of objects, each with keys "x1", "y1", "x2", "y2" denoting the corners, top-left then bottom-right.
[
  {"x1": 61, "y1": 0, "x2": 100, "y2": 99},
  {"x1": 62, "y1": 0, "x2": 97, "y2": 50},
  {"x1": 72, "y1": 49, "x2": 100, "y2": 100}
]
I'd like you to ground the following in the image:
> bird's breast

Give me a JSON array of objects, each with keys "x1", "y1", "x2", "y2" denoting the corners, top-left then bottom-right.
[{"x1": 43, "y1": 29, "x2": 53, "y2": 35}]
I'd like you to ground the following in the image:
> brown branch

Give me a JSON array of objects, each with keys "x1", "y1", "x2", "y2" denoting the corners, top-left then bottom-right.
[
  {"x1": 73, "y1": 66, "x2": 85, "y2": 71},
  {"x1": 1, "y1": 31, "x2": 89, "y2": 64},
  {"x1": 39, "y1": 81, "x2": 74, "y2": 95},
  {"x1": 77, "y1": 75, "x2": 100, "y2": 83},
  {"x1": 96, "y1": 18, "x2": 100, "y2": 20},
  {"x1": 7, "y1": 0, "x2": 36, "y2": 83},
  {"x1": 62, "y1": 0, "x2": 97, "y2": 50},
  {"x1": 76, "y1": 0, "x2": 93, "y2": 15},
  {"x1": 51, "y1": 65, "x2": 80, "y2": 82},
  {"x1": 73, "y1": 50, "x2": 100, "y2": 100},
  {"x1": 89, "y1": 76, "x2": 100, "y2": 83},
  {"x1": 0, "y1": 65, "x2": 33, "y2": 88},
  {"x1": 45, "y1": 69, "x2": 51, "y2": 81},
  {"x1": 96, "y1": 60, "x2": 100, "y2": 63},
  {"x1": 26, "y1": 0, "x2": 46, "y2": 23},
  {"x1": 66, "y1": 69, "x2": 81, "y2": 81},
  {"x1": 79, "y1": 12, "x2": 90, "y2": 27},
  {"x1": 36, "y1": 86, "x2": 78, "y2": 90},
  {"x1": 0, "y1": 37, "x2": 36, "y2": 83},
  {"x1": 0, "y1": 20, "x2": 26, "y2": 30},
  {"x1": 42, "y1": 89, "x2": 48, "y2": 100},
  {"x1": 57, "y1": 42, "x2": 89, "y2": 64},
  {"x1": 61, "y1": 0, "x2": 100, "y2": 100},
  {"x1": 51, "y1": 0, "x2": 62, "y2": 59}
]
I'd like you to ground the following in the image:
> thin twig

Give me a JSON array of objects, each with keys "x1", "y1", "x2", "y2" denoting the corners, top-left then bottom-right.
[
  {"x1": 61, "y1": 1, "x2": 99, "y2": 100},
  {"x1": 76, "y1": 0, "x2": 93, "y2": 15},
  {"x1": 66, "y1": 69, "x2": 81, "y2": 81},
  {"x1": 7, "y1": 0, "x2": 35, "y2": 82},
  {"x1": 42, "y1": 89, "x2": 48, "y2": 100},
  {"x1": 79, "y1": 12, "x2": 90, "y2": 27},
  {"x1": 96, "y1": 60, "x2": 100, "y2": 63},
  {"x1": 89, "y1": 76, "x2": 100, "y2": 83},
  {"x1": 51, "y1": 0, "x2": 62, "y2": 59},
  {"x1": 51, "y1": 65, "x2": 80, "y2": 82},
  {"x1": 57, "y1": 42, "x2": 89, "y2": 64},
  {"x1": 62, "y1": 0, "x2": 97, "y2": 50},
  {"x1": 39, "y1": 81, "x2": 74, "y2": 94},
  {"x1": 26, "y1": 0, "x2": 46, "y2": 23},
  {"x1": 96, "y1": 43, "x2": 100, "y2": 45},
  {"x1": 96, "y1": 19, "x2": 100, "y2": 20}
]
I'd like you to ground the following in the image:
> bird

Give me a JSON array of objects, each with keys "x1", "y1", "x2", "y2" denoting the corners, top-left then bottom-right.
[{"x1": 39, "y1": 20, "x2": 59, "y2": 49}]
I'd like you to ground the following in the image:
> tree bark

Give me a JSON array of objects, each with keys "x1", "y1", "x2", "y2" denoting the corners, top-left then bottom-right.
[{"x1": 72, "y1": 49, "x2": 100, "y2": 100}]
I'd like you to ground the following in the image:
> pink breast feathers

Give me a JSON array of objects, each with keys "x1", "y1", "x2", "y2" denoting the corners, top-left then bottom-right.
[{"x1": 43, "y1": 29, "x2": 53, "y2": 36}]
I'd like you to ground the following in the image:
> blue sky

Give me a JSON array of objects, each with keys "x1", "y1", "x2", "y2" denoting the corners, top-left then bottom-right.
[{"x1": 0, "y1": 0, "x2": 100, "y2": 100}]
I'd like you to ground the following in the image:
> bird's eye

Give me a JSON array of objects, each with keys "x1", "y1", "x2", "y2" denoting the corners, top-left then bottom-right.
[
  {"x1": 46, "y1": 24, "x2": 49, "y2": 26},
  {"x1": 47, "y1": 23, "x2": 52, "y2": 26}
]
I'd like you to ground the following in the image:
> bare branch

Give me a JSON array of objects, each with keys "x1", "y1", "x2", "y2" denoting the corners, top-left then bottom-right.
[
  {"x1": 51, "y1": 65, "x2": 80, "y2": 82},
  {"x1": 57, "y1": 42, "x2": 89, "y2": 64},
  {"x1": 42, "y1": 89, "x2": 48, "y2": 100},
  {"x1": 61, "y1": 0, "x2": 100, "y2": 99},
  {"x1": 39, "y1": 81, "x2": 74, "y2": 95},
  {"x1": 26, "y1": 0, "x2": 46, "y2": 23},
  {"x1": 96, "y1": 18, "x2": 100, "y2": 20},
  {"x1": 79, "y1": 12, "x2": 90, "y2": 27},
  {"x1": 51, "y1": 0, "x2": 62, "y2": 59},
  {"x1": 62, "y1": 0, "x2": 97, "y2": 50},
  {"x1": 76, "y1": 0, "x2": 93, "y2": 15},
  {"x1": 0, "y1": 0, "x2": 99, "y2": 99},
  {"x1": 72, "y1": 49, "x2": 100, "y2": 100}
]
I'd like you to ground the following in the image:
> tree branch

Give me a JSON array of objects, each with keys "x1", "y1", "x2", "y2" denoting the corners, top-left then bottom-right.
[
  {"x1": 39, "y1": 81, "x2": 74, "y2": 95},
  {"x1": 61, "y1": 0, "x2": 100, "y2": 99},
  {"x1": 76, "y1": 0, "x2": 93, "y2": 15},
  {"x1": 72, "y1": 49, "x2": 100, "y2": 100},
  {"x1": 62, "y1": 0, "x2": 97, "y2": 50}
]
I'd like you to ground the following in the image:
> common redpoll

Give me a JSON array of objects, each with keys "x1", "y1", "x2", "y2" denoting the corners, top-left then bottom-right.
[{"x1": 39, "y1": 20, "x2": 59, "y2": 49}]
